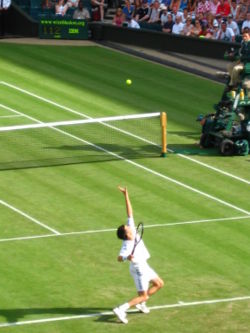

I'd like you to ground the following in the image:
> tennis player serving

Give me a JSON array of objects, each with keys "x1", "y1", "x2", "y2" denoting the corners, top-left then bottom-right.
[{"x1": 113, "y1": 186, "x2": 164, "y2": 324}]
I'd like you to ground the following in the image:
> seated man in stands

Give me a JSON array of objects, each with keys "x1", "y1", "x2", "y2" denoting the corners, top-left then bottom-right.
[
  {"x1": 241, "y1": 12, "x2": 250, "y2": 34},
  {"x1": 172, "y1": 13, "x2": 184, "y2": 34},
  {"x1": 227, "y1": 31, "x2": 250, "y2": 88},
  {"x1": 162, "y1": 12, "x2": 174, "y2": 33},
  {"x1": 126, "y1": 14, "x2": 140, "y2": 29},
  {"x1": 148, "y1": 0, "x2": 161, "y2": 24},
  {"x1": 73, "y1": 0, "x2": 90, "y2": 19},
  {"x1": 134, "y1": 0, "x2": 150, "y2": 23},
  {"x1": 215, "y1": 19, "x2": 235, "y2": 42}
]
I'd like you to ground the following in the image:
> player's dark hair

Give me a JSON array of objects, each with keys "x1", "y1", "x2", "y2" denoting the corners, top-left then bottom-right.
[{"x1": 117, "y1": 225, "x2": 127, "y2": 240}]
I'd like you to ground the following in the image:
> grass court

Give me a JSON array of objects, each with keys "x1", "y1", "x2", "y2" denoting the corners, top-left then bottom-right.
[{"x1": 0, "y1": 42, "x2": 249, "y2": 333}]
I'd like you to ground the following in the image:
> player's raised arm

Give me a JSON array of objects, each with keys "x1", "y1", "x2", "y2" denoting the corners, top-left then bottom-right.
[{"x1": 118, "y1": 186, "x2": 133, "y2": 218}]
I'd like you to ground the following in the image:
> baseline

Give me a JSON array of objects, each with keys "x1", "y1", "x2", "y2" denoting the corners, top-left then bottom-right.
[{"x1": 0, "y1": 295, "x2": 249, "y2": 328}]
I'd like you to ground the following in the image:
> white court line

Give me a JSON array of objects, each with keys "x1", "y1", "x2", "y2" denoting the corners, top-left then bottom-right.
[
  {"x1": 1, "y1": 102, "x2": 250, "y2": 218},
  {"x1": 0, "y1": 295, "x2": 249, "y2": 328},
  {"x1": 0, "y1": 215, "x2": 249, "y2": 243},
  {"x1": 0, "y1": 115, "x2": 23, "y2": 119},
  {"x1": 1, "y1": 81, "x2": 250, "y2": 185},
  {"x1": 0, "y1": 199, "x2": 60, "y2": 235}
]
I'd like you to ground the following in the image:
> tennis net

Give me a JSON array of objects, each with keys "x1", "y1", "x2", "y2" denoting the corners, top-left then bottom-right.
[{"x1": 0, "y1": 112, "x2": 167, "y2": 171}]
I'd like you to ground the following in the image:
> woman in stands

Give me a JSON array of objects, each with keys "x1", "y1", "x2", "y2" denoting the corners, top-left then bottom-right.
[
  {"x1": 55, "y1": 0, "x2": 69, "y2": 16},
  {"x1": 190, "y1": 18, "x2": 202, "y2": 37},
  {"x1": 112, "y1": 7, "x2": 125, "y2": 26}
]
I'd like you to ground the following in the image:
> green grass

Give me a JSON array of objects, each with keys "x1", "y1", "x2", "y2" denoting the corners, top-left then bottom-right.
[{"x1": 0, "y1": 42, "x2": 249, "y2": 333}]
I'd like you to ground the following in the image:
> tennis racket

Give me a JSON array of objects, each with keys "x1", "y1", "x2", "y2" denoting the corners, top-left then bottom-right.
[{"x1": 131, "y1": 222, "x2": 144, "y2": 255}]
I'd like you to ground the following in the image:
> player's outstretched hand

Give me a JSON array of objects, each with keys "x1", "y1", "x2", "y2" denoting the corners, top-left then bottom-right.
[{"x1": 118, "y1": 186, "x2": 127, "y2": 195}]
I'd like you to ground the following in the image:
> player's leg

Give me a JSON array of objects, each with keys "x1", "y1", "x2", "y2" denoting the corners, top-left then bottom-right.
[{"x1": 147, "y1": 276, "x2": 164, "y2": 296}]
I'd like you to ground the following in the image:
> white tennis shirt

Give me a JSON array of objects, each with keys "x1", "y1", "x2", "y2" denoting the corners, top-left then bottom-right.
[{"x1": 119, "y1": 217, "x2": 150, "y2": 264}]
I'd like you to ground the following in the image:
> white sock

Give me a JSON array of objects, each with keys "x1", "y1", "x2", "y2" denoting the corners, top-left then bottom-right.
[{"x1": 119, "y1": 303, "x2": 130, "y2": 311}]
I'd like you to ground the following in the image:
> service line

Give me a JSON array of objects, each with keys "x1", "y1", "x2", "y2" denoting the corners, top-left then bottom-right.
[{"x1": 0, "y1": 215, "x2": 249, "y2": 243}]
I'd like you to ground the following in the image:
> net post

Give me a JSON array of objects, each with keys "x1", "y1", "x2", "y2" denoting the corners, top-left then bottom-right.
[{"x1": 161, "y1": 112, "x2": 167, "y2": 157}]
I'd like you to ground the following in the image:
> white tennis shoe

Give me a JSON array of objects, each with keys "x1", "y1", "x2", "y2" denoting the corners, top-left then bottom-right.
[
  {"x1": 135, "y1": 302, "x2": 150, "y2": 314},
  {"x1": 113, "y1": 307, "x2": 128, "y2": 324}
]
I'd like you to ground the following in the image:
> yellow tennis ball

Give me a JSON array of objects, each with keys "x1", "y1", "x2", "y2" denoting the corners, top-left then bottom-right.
[{"x1": 126, "y1": 79, "x2": 132, "y2": 85}]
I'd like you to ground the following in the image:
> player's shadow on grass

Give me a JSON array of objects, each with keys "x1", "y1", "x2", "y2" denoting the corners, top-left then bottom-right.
[{"x1": 0, "y1": 307, "x2": 119, "y2": 325}]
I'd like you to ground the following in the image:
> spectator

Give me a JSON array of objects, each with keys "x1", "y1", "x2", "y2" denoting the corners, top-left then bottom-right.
[
  {"x1": 214, "y1": 13, "x2": 222, "y2": 27},
  {"x1": 235, "y1": 0, "x2": 248, "y2": 25},
  {"x1": 42, "y1": 0, "x2": 54, "y2": 9},
  {"x1": 190, "y1": 18, "x2": 202, "y2": 36},
  {"x1": 196, "y1": 0, "x2": 211, "y2": 16},
  {"x1": 179, "y1": 0, "x2": 188, "y2": 11},
  {"x1": 187, "y1": 0, "x2": 196, "y2": 14},
  {"x1": 211, "y1": 19, "x2": 219, "y2": 38},
  {"x1": 135, "y1": 0, "x2": 150, "y2": 22},
  {"x1": 162, "y1": 12, "x2": 174, "y2": 32},
  {"x1": 148, "y1": 0, "x2": 161, "y2": 23},
  {"x1": 227, "y1": 31, "x2": 250, "y2": 87},
  {"x1": 172, "y1": 13, "x2": 184, "y2": 33},
  {"x1": 112, "y1": 7, "x2": 124, "y2": 26},
  {"x1": 133, "y1": 0, "x2": 142, "y2": 17},
  {"x1": 181, "y1": 14, "x2": 194, "y2": 35},
  {"x1": 126, "y1": 14, "x2": 140, "y2": 28},
  {"x1": 161, "y1": 0, "x2": 172, "y2": 6},
  {"x1": 55, "y1": 0, "x2": 68, "y2": 16},
  {"x1": 209, "y1": 0, "x2": 220, "y2": 17},
  {"x1": 73, "y1": 0, "x2": 90, "y2": 19},
  {"x1": 182, "y1": 7, "x2": 189, "y2": 23},
  {"x1": 160, "y1": 5, "x2": 169, "y2": 26},
  {"x1": 216, "y1": 19, "x2": 235, "y2": 41},
  {"x1": 230, "y1": 0, "x2": 238, "y2": 20},
  {"x1": 227, "y1": 13, "x2": 240, "y2": 36},
  {"x1": 206, "y1": 11, "x2": 215, "y2": 29},
  {"x1": 68, "y1": 0, "x2": 79, "y2": 8},
  {"x1": 122, "y1": 0, "x2": 134, "y2": 18},
  {"x1": 199, "y1": 21, "x2": 213, "y2": 37},
  {"x1": 0, "y1": 0, "x2": 11, "y2": 37},
  {"x1": 169, "y1": 0, "x2": 181, "y2": 11},
  {"x1": 171, "y1": 5, "x2": 183, "y2": 22},
  {"x1": 241, "y1": 12, "x2": 250, "y2": 33},
  {"x1": 91, "y1": 0, "x2": 105, "y2": 21},
  {"x1": 216, "y1": 0, "x2": 231, "y2": 17},
  {"x1": 0, "y1": 0, "x2": 11, "y2": 10}
]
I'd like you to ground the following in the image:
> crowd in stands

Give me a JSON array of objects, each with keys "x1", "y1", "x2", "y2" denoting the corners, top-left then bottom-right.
[
  {"x1": 111, "y1": 0, "x2": 250, "y2": 41},
  {"x1": 41, "y1": 0, "x2": 105, "y2": 21},
  {"x1": 38, "y1": 0, "x2": 250, "y2": 42}
]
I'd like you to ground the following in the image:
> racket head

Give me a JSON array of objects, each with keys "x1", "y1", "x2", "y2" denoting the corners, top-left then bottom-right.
[
  {"x1": 131, "y1": 222, "x2": 144, "y2": 255},
  {"x1": 136, "y1": 222, "x2": 144, "y2": 242}
]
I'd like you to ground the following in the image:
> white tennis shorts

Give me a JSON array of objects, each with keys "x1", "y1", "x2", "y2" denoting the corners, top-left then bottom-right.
[{"x1": 130, "y1": 261, "x2": 158, "y2": 292}]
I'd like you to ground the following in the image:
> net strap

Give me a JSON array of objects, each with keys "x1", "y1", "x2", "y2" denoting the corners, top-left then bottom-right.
[{"x1": 0, "y1": 112, "x2": 160, "y2": 132}]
